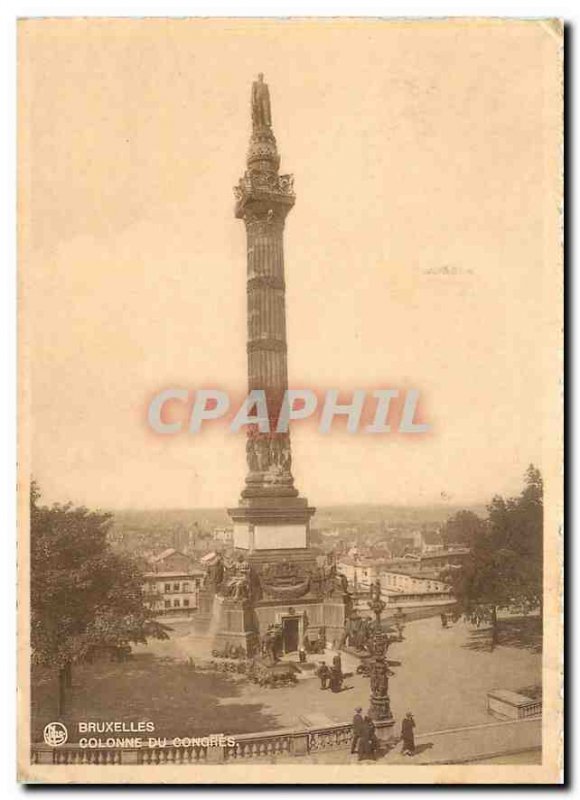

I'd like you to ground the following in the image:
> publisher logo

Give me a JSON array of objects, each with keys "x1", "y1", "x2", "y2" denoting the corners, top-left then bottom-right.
[{"x1": 43, "y1": 722, "x2": 68, "y2": 747}]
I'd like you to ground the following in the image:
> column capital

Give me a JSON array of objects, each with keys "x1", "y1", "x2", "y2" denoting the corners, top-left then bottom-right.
[{"x1": 234, "y1": 173, "x2": 295, "y2": 221}]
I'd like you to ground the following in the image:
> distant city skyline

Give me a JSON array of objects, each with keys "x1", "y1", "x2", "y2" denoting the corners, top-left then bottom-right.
[{"x1": 22, "y1": 20, "x2": 554, "y2": 510}]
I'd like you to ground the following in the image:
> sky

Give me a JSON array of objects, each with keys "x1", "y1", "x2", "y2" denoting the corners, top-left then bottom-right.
[{"x1": 19, "y1": 18, "x2": 561, "y2": 509}]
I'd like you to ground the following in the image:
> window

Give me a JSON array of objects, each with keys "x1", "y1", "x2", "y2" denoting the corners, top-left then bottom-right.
[
  {"x1": 173, "y1": 582, "x2": 180, "y2": 591},
  {"x1": 164, "y1": 600, "x2": 170, "y2": 609},
  {"x1": 183, "y1": 582, "x2": 190, "y2": 593},
  {"x1": 164, "y1": 583, "x2": 171, "y2": 593},
  {"x1": 173, "y1": 598, "x2": 180, "y2": 607},
  {"x1": 183, "y1": 599, "x2": 190, "y2": 607}
]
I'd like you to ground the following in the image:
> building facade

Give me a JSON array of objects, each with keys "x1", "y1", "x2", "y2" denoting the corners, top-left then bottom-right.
[
  {"x1": 143, "y1": 548, "x2": 205, "y2": 616},
  {"x1": 213, "y1": 528, "x2": 234, "y2": 547}
]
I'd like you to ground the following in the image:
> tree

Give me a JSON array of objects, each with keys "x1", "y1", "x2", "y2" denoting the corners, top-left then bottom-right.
[
  {"x1": 449, "y1": 465, "x2": 543, "y2": 649},
  {"x1": 441, "y1": 509, "x2": 485, "y2": 547},
  {"x1": 30, "y1": 482, "x2": 169, "y2": 715},
  {"x1": 510, "y1": 465, "x2": 543, "y2": 614}
]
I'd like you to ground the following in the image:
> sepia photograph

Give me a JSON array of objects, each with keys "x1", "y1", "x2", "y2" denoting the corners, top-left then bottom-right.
[{"x1": 17, "y1": 16, "x2": 563, "y2": 784}]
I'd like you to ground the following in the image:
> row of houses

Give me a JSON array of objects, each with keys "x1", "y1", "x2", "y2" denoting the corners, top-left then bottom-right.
[
  {"x1": 139, "y1": 541, "x2": 468, "y2": 616},
  {"x1": 337, "y1": 547, "x2": 469, "y2": 608},
  {"x1": 139, "y1": 529, "x2": 235, "y2": 616},
  {"x1": 141, "y1": 548, "x2": 205, "y2": 616}
]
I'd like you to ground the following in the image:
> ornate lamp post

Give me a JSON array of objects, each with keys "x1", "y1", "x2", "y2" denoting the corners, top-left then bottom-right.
[{"x1": 367, "y1": 580, "x2": 393, "y2": 721}]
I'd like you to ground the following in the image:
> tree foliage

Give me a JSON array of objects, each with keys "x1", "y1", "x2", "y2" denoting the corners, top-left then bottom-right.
[
  {"x1": 441, "y1": 509, "x2": 486, "y2": 547},
  {"x1": 30, "y1": 482, "x2": 169, "y2": 674},
  {"x1": 449, "y1": 465, "x2": 543, "y2": 644}
]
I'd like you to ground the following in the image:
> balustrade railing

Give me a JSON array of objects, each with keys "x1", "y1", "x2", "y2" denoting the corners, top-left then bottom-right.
[
  {"x1": 31, "y1": 714, "x2": 540, "y2": 766},
  {"x1": 30, "y1": 718, "x2": 394, "y2": 765}
]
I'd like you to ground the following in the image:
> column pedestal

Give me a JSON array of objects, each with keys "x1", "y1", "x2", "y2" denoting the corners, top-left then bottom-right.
[{"x1": 228, "y1": 495, "x2": 315, "y2": 551}]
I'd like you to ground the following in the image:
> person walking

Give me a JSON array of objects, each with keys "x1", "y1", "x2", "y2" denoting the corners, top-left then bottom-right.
[
  {"x1": 358, "y1": 714, "x2": 377, "y2": 761},
  {"x1": 350, "y1": 707, "x2": 363, "y2": 754},
  {"x1": 316, "y1": 661, "x2": 330, "y2": 690},
  {"x1": 394, "y1": 607, "x2": 407, "y2": 640},
  {"x1": 401, "y1": 711, "x2": 416, "y2": 756},
  {"x1": 329, "y1": 664, "x2": 343, "y2": 693},
  {"x1": 366, "y1": 715, "x2": 378, "y2": 759}
]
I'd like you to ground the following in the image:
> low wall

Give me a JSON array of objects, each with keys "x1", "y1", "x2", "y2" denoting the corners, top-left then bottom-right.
[
  {"x1": 30, "y1": 715, "x2": 542, "y2": 766},
  {"x1": 487, "y1": 690, "x2": 542, "y2": 720}
]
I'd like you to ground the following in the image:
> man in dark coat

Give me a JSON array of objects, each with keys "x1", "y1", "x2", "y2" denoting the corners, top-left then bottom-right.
[
  {"x1": 401, "y1": 711, "x2": 416, "y2": 755},
  {"x1": 357, "y1": 714, "x2": 378, "y2": 761},
  {"x1": 316, "y1": 661, "x2": 330, "y2": 690},
  {"x1": 329, "y1": 664, "x2": 343, "y2": 693},
  {"x1": 350, "y1": 707, "x2": 363, "y2": 754}
]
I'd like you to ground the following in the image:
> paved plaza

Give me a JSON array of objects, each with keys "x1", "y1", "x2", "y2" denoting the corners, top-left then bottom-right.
[
  {"x1": 133, "y1": 612, "x2": 541, "y2": 735},
  {"x1": 221, "y1": 615, "x2": 540, "y2": 733}
]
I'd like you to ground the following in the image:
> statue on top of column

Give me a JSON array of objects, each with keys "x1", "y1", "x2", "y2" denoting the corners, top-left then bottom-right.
[{"x1": 252, "y1": 73, "x2": 272, "y2": 129}]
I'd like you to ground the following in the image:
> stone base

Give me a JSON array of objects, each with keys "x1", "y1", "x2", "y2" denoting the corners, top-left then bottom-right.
[
  {"x1": 370, "y1": 695, "x2": 393, "y2": 723},
  {"x1": 211, "y1": 596, "x2": 260, "y2": 656},
  {"x1": 228, "y1": 495, "x2": 315, "y2": 551},
  {"x1": 236, "y1": 523, "x2": 307, "y2": 550},
  {"x1": 215, "y1": 499, "x2": 350, "y2": 657},
  {"x1": 210, "y1": 592, "x2": 344, "y2": 657},
  {"x1": 212, "y1": 629, "x2": 260, "y2": 657},
  {"x1": 211, "y1": 592, "x2": 348, "y2": 659},
  {"x1": 241, "y1": 483, "x2": 299, "y2": 499},
  {"x1": 374, "y1": 718, "x2": 397, "y2": 742}
]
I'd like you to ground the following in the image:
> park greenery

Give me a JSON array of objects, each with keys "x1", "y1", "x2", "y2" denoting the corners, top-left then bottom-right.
[
  {"x1": 443, "y1": 465, "x2": 543, "y2": 648},
  {"x1": 30, "y1": 482, "x2": 169, "y2": 715}
]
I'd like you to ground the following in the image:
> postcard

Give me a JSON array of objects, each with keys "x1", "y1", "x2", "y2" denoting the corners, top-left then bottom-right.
[{"x1": 18, "y1": 17, "x2": 563, "y2": 784}]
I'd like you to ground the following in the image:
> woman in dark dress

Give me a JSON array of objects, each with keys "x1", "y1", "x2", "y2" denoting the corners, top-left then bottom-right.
[{"x1": 401, "y1": 711, "x2": 416, "y2": 756}]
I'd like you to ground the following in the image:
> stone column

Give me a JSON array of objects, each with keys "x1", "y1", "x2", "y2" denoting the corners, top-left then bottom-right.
[
  {"x1": 229, "y1": 76, "x2": 315, "y2": 554},
  {"x1": 234, "y1": 83, "x2": 298, "y2": 500}
]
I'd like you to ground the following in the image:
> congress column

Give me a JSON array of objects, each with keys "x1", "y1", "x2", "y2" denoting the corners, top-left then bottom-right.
[
  {"x1": 234, "y1": 74, "x2": 297, "y2": 501},
  {"x1": 230, "y1": 74, "x2": 314, "y2": 550}
]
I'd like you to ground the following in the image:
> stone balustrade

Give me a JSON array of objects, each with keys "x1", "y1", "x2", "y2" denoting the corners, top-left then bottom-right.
[{"x1": 487, "y1": 689, "x2": 542, "y2": 720}]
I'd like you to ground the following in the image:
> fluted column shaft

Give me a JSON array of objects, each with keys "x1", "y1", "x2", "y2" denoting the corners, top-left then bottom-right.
[
  {"x1": 238, "y1": 208, "x2": 296, "y2": 498},
  {"x1": 246, "y1": 218, "x2": 288, "y2": 402}
]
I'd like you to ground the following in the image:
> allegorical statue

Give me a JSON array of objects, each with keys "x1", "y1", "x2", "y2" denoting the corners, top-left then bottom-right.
[{"x1": 252, "y1": 73, "x2": 272, "y2": 128}]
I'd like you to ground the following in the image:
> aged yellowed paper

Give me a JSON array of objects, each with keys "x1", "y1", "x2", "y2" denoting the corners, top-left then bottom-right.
[{"x1": 18, "y1": 17, "x2": 563, "y2": 784}]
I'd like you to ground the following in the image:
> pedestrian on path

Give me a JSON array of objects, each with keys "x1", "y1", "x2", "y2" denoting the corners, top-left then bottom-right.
[
  {"x1": 358, "y1": 714, "x2": 378, "y2": 761},
  {"x1": 401, "y1": 711, "x2": 416, "y2": 756},
  {"x1": 329, "y1": 664, "x2": 343, "y2": 693},
  {"x1": 350, "y1": 707, "x2": 363, "y2": 754},
  {"x1": 316, "y1": 661, "x2": 330, "y2": 690},
  {"x1": 394, "y1": 607, "x2": 407, "y2": 640}
]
